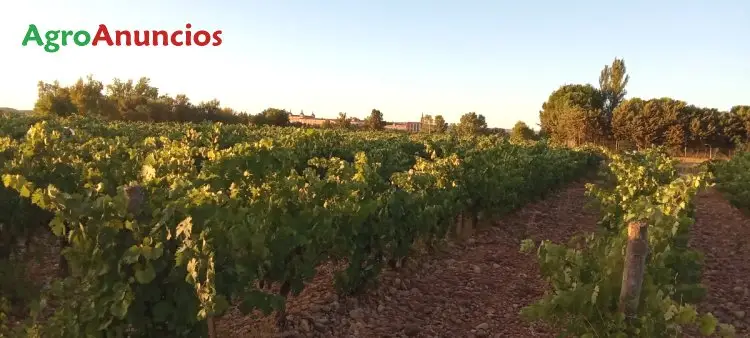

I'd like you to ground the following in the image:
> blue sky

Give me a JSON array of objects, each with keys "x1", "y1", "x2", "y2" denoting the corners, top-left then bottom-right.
[{"x1": 1, "y1": 0, "x2": 748, "y2": 128}]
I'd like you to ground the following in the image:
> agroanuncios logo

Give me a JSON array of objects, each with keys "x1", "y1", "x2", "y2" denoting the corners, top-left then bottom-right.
[{"x1": 22, "y1": 24, "x2": 223, "y2": 53}]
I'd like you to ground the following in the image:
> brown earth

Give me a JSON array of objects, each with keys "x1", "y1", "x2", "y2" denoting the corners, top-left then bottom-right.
[
  {"x1": 688, "y1": 188, "x2": 750, "y2": 336},
  {"x1": 216, "y1": 181, "x2": 601, "y2": 338},
  {"x1": 217, "y1": 181, "x2": 750, "y2": 338},
  {"x1": 3, "y1": 231, "x2": 61, "y2": 329},
  {"x1": 7, "y1": 177, "x2": 749, "y2": 337}
]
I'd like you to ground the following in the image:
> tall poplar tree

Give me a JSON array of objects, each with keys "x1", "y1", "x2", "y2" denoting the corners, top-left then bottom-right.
[{"x1": 599, "y1": 58, "x2": 630, "y2": 129}]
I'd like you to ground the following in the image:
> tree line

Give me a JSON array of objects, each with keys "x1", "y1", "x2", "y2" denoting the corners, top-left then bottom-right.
[
  {"x1": 30, "y1": 75, "x2": 508, "y2": 136},
  {"x1": 33, "y1": 62, "x2": 747, "y2": 151},
  {"x1": 539, "y1": 58, "x2": 750, "y2": 153},
  {"x1": 33, "y1": 75, "x2": 290, "y2": 125},
  {"x1": 316, "y1": 110, "x2": 513, "y2": 138}
]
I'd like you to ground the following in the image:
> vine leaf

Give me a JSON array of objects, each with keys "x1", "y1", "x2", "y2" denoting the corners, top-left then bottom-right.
[
  {"x1": 134, "y1": 263, "x2": 156, "y2": 284},
  {"x1": 698, "y1": 312, "x2": 717, "y2": 336}
]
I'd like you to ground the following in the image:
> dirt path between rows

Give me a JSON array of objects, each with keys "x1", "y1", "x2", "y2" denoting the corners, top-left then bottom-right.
[
  {"x1": 689, "y1": 188, "x2": 750, "y2": 336},
  {"x1": 217, "y1": 181, "x2": 600, "y2": 337},
  {"x1": 12, "y1": 174, "x2": 746, "y2": 337}
]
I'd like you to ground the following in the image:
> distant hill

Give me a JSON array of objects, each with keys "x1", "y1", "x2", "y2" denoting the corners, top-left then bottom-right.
[{"x1": 0, "y1": 107, "x2": 34, "y2": 114}]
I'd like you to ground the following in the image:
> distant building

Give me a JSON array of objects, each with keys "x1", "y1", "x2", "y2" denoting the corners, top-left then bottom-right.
[
  {"x1": 289, "y1": 113, "x2": 330, "y2": 126},
  {"x1": 290, "y1": 113, "x2": 420, "y2": 132},
  {"x1": 385, "y1": 121, "x2": 421, "y2": 132}
]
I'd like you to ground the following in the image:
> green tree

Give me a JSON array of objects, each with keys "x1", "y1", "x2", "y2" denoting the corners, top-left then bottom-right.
[
  {"x1": 510, "y1": 121, "x2": 536, "y2": 143},
  {"x1": 456, "y1": 112, "x2": 487, "y2": 136},
  {"x1": 433, "y1": 115, "x2": 448, "y2": 133},
  {"x1": 69, "y1": 75, "x2": 109, "y2": 117},
  {"x1": 364, "y1": 109, "x2": 385, "y2": 130},
  {"x1": 260, "y1": 108, "x2": 291, "y2": 126},
  {"x1": 336, "y1": 112, "x2": 351, "y2": 129},
  {"x1": 664, "y1": 124, "x2": 688, "y2": 150},
  {"x1": 34, "y1": 80, "x2": 77, "y2": 117},
  {"x1": 687, "y1": 107, "x2": 721, "y2": 149},
  {"x1": 250, "y1": 114, "x2": 267, "y2": 125},
  {"x1": 145, "y1": 95, "x2": 177, "y2": 122},
  {"x1": 599, "y1": 58, "x2": 630, "y2": 128},
  {"x1": 487, "y1": 128, "x2": 509, "y2": 137},
  {"x1": 171, "y1": 94, "x2": 197, "y2": 122},
  {"x1": 32, "y1": 75, "x2": 253, "y2": 124},
  {"x1": 730, "y1": 105, "x2": 750, "y2": 142},
  {"x1": 611, "y1": 98, "x2": 645, "y2": 148},
  {"x1": 539, "y1": 84, "x2": 606, "y2": 146},
  {"x1": 721, "y1": 107, "x2": 749, "y2": 147},
  {"x1": 196, "y1": 99, "x2": 223, "y2": 121},
  {"x1": 105, "y1": 77, "x2": 159, "y2": 121},
  {"x1": 612, "y1": 97, "x2": 688, "y2": 149}
]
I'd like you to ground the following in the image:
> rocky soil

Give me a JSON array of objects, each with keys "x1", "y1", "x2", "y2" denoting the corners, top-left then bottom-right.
[
  {"x1": 217, "y1": 180, "x2": 750, "y2": 338},
  {"x1": 216, "y1": 181, "x2": 600, "y2": 337},
  {"x1": 8, "y1": 176, "x2": 749, "y2": 337},
  {"x1": 688, "y1": 188, "x2": 750, "y2": 336}
]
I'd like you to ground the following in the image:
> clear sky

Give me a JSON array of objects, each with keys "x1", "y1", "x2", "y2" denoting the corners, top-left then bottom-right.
[{"x1": 1, "y1": 0, "x2": 748, "y2": 128}]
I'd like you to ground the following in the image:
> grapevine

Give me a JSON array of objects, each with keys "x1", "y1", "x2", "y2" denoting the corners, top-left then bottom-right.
[
  {"x1": 1, "y1": 115, "x2": 599, "y2": 337},
  {"x1": 521, "y1": 147, "x2": 736, "y2": 337},
  {"x1": 709, "y1": 151, "x2": 750, "y2": 213}
]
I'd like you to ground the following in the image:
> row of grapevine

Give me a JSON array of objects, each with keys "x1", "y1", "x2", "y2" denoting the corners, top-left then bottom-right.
[
  {"x1": 709, "y1": 151, "x2": 750, "y2": 212},
  {"x1": 521, "y1": 148, "x2": 735, "y2": 337},
  {"x1": 0, "y1": 115, "x2": 599, "y2": 337}
]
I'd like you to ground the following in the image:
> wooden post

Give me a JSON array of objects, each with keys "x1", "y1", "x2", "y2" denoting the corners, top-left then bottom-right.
[
  {"x1": 207, "y1": 317, "x2": 216, "y2": 338},
  {"x1": 455, "y1": 212, "x2": 476, "y2": 240},
  {"x1": 463, "y1": 212, "x2": 476, "y2": 239},
  {"x1": 619, "y1": 221, "x2": 649, "y2": 316},
  {"x1": 454, "y1": 213, "x2": 463, "y2": 238}
]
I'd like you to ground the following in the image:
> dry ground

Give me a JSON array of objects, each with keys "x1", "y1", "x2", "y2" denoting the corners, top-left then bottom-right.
[
  {"x1": 6, "y1": 173, "x2": 749, "y2": 337},
  {"x1": 688, "y1": 188, "x2": 750, "y2": 336},
  {"x1": 217, "y1": 181, "x2": 600, "y2": 338},
  {"x1": 218, "y1": 178, "x2": 750, "y2": 337}
]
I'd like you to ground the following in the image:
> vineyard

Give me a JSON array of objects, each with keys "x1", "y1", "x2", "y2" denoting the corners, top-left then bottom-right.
[
  {"x1": 522, "y1": 149, "x2": 733, "y2": 337},
  {"x1": 0, "y1": 114, "x2": 748, "y2": 337},
  {"x1": 0, "y1": 114, "x2": 596, "y2": 336},
  {"x1": 710, "y1": 153, "x2": 750, "y2": 213}
]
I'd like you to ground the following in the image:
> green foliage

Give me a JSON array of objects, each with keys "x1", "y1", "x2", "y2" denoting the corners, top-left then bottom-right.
[
  {"x1": 600, "y1": 57, "x2": 630, "y2": 123},
  {"x1": 688, "y1": 107, "x2": 721, "y2": 148},
  {"x1": 612, "y1": 98, "x2": 690, "y2": 149},
  {"x1": 23, "y1": 67, "x2": 750, "y2": 150},
  {"x1": 34, "y1": 81, "x2": 77, "y2": 117},
  {"x1": 364, "y1": 109, "x2": 385, "y2": 130},
  {"x1": 710, "y1": 151, "x2": 750, "y2": 212},
  {"x1": 320, "y1": 120, "x2": 334, "y2": 129},
  {"x1": 539, "y1": 57, "x2": 750, "y2": 151},
  {"x1": 539, "y1": 84, "x2": 606, "y2": 146},
  {"x1": 727, "y1": 106, "x2": 750, "y2": 146},
  {"x1": 0, "y1": 296, "x2": 10, "y2": 337},
  {"x1": 0, "y1": 115, "x2": 599, "y2": 337},
  {"x1": 521, "y1": 148, "x2": 735, "y2": 337},
  {"x1": 721, "y1": 108, "x2": 748, "y2": 147},
  {"x1": 336, "y1": 112, "x2": 351, "y2": 129},
  {"x1": 30, "y1": 76, "x2": 285, "y2": 125},
  {"x1": 455, "y1": 112, "x2": 487, "y2": 136},
  {"x1": 257, "y1": 108, "x2": 291, "y2": 126},
  {"x1": 611, "y1": 99, "x2": 738, "y2": 151},
  {"x1": 433, "y1": 115, "x2": 448, "y2": 133},
  {"x1": 509, "y1": 121, "x2": 536, "y2": 143}
]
